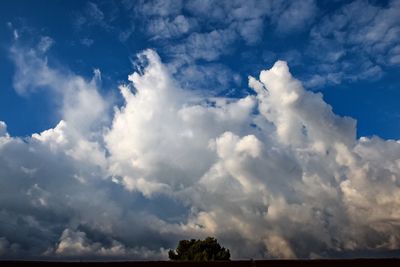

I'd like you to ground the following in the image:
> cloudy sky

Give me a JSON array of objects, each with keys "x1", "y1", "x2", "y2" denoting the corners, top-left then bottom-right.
[{"x1": 1, "y1": 0, "x2": 400, "y2": 260}]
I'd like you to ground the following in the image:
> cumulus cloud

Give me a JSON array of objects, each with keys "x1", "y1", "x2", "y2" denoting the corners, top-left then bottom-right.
[
  {"x1": 2, "y1": 48, "x2": 400, "y2": 260},
  {"x1": 50, "y1": 228, "x2": 166, "y2": 259},
  {"x1": 10, "y1": 41, "x2": 109, "y2": 134}
]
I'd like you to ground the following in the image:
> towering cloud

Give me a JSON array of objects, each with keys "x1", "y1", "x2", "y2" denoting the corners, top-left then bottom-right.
[{"x1": 1, "y1": 49, "x2": 400, "y2": 259}]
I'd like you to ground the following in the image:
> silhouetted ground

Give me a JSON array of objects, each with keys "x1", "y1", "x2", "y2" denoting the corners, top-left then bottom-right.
[{"x1": 1, "y1": 259, "x2": 400, "y2": 267}]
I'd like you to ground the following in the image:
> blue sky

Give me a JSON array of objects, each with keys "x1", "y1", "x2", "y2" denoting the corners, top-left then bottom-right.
[
  {"x1": 1, "y1": 0, "x2": 400, "y2": 260},
  {"x1": 1, "y1": 0, "x2": 400, "y2": 138}
]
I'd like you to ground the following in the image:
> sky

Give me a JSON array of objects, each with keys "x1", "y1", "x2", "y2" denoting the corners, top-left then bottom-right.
[{"x1": 0, "y1": 0, "x2": 400, "y2": 260}]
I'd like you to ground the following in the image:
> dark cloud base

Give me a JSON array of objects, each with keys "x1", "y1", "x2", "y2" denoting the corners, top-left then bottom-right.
[{"x1": 1, "y1": 259, "x2": 400, "y2": 267}]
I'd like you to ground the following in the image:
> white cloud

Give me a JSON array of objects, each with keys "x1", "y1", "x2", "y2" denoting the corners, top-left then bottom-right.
[
  {"x1": 236, "y1": 18, "x2": 264, "y2": 45},
  {"x1": 147, "y1": 15, "x2": 196, "y2": 40},
  {"x1": 105, "y1": 50, "x2": 254, "y2": 196},
  {"x1": 10, "y1": 41, "x2": 109, "y2": 134},
  {"x1": 306, "y1": 0, "x2": 400, "y2": 87},
  {"x1": 172, "y1": 28, "x2": 237, "y2": 61},
  {"x1": 81, "y1": 38, "x2": 94, "y2": 47},
  {"x1": 138, "y1": 0, "x2": 317, "y2": 60},
  {"x1": 37, "y1": 36, "x2": 54, "y2": 53},
  {"x1": 55, "y1": 229, "x2": 122, "y2": 257},
  {"x1": 0, "y1": 122, "x2": 8, "y2": 137},
  {"x1": 130, "y1": 0, "x2": 317, "y2": 93},
  {"x1": 44, "y1": 228, "x2": 167, "y2": 259},
  {"x1": 274, "y1": 0, "x2": 317, "y2": 33},
  {"x1": 2, "y1": 48, "x2": 400, "y2": 260},
  {"x1": 138, "y1": 0, "x2": 183, "y2": 17},
  {"x1": 86, "y1": 2, "x2": 104, "y2": 22},
  {"x1": 75, "y1": 1, "x2": 105, "y2": 28}
]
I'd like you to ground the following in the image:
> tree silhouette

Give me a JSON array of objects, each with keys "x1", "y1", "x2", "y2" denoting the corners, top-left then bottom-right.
[{"x1": 168, "y1": 237, "x2": 230, "y2": 261}]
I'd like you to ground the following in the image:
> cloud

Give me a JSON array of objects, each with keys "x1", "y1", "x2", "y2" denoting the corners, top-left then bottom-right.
[
  {"x1": 74, "y1": 2, "x2": 106, "y2": 29},
  {"x1": 172, "y1": 63, "x2": 242, "y2": 94},
  {"x1": 10, "y1": 40, "x2": 109, "y2": 134},
  {"x1": 181, "y1": 0, "x2": 271, "y2": 46},
  {"x1": 0, "y1": 237, "x2": 19, "y2": 256},
  {"x1": 73, "y1": 1, "x2": 135, "y2": 42},
  {"x1": 37, "y1": 36, "x2": 54, "y2": 53},
  {"x1": 130, "y1": 0, "x2": 318, "y2": 91},
  {"x1": 50, "y1": 228, "x2": 166, "y2": 259},
  {"x1": 174, "y1": 28, "x2": 238, "y2": 61},
  {"x1": 86, "y1": 2, "x2": 105, "y2": 22},
  {"x1": 66, "y1": 0, "x2": 396, "y2": 91},
  {"x1": 0, "y1": 117, "x2": 170, "y2": 260},
  {"x1": 81, "y1": 38, "x2": 94, "y2": 47},
  {"x1": 0, "y1": 122, "x2": 7, "y2": 137},
  {"x1": 146, "y1": 15, "x2": 197, "y2": 40},
  {"x1": 138, "y1": 0, "x2": 184, "y2": 18},
  {"x1": 274, "y1": 0, "x2": 317, "y2": 33},
  {"x1": 2, "y1": 48, "x2": 400, "y2": 260},
  {"x1": 305, "y1": 0, "x2": 400, "y2": 87},
  {"x1": 105, "y1": 50, "x2": 255, "y2": 197}
]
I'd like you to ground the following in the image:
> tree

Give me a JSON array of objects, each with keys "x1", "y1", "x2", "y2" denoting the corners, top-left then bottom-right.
[{"x1": 168, "y1": 237, "x2": 230, "y2": 261}]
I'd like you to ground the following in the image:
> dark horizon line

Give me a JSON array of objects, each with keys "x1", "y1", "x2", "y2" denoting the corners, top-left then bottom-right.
[{"x1": 1, "y1": 258, "x2": 400, "y2": 262}]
